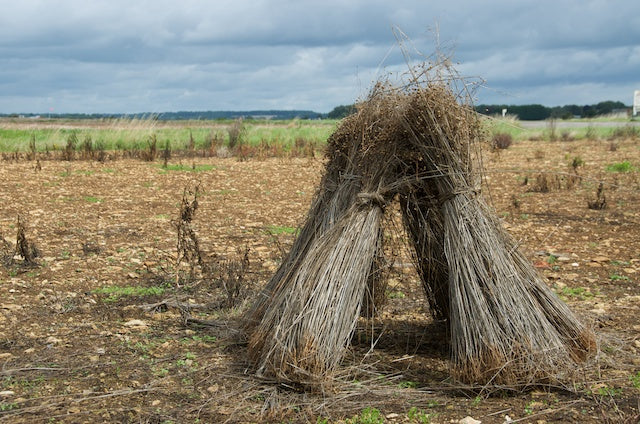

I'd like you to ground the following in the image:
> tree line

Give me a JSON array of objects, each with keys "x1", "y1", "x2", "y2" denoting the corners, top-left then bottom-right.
[
  {"x1": 2, "y1": 101, "x2": 630, "y2": 121},
  {"x1": 327, "y1": 101, "x2": 630, "y2": 121},
  {"x1": 0, "y1": 110, "x2": 323, "y2": 121}
]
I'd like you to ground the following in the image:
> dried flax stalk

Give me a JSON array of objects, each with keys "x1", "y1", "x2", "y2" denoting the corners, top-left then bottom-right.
[
  {"x1": 248, "y1": 204, "x2": 383, "y2": 381},
  {"x1": 398, "y1": 86, "x2": 595, "y2": 385}
]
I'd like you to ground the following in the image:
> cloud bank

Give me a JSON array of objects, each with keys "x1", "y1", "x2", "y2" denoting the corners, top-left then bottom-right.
[{"x1": 0, "y1": 0, "x2": 638, "y2": 113}]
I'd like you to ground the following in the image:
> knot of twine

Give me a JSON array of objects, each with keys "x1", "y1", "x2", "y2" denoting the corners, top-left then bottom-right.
[
  {"x1": 357, "y1": 192, "x2": 386, "y2": 208},
  {"x1": 438, "y1": 187, "x2": 480, "y2": 205}
]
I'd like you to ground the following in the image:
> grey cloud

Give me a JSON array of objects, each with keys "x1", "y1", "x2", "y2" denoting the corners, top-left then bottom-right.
[{"x1": 0, "y1": 1, "x2": 638, "y2": 113}]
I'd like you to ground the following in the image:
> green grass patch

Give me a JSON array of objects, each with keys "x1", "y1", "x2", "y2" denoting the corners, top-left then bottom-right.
[
  {"x1": 159, "y1": 164, "x2": 215, "y2": 172},
  {"x1": 346, "y1": 407, "x2": 384, "y2": 424},
  {"x1": 92, "y1": 284, "x2": 168, "y2": 302},
  {"x1": 398, "y1": 380, "x2": 418, "y2": 389},
  {"x1": 211, "y1": 189, "x2": 235, "y2": 195},
  {"x1": 590, "y1": 386, "x2": 623, "y2": 397},
  {"x1": 388, "y1": 290, "x2": 406, "y2": 299},
  {"x1": 0, "y1": 402, "x2": 19, "y2": 411},
  {"x1": 610, "y1": 274, "x2": 630, "y2": 282},
  {"x1": 74, "y1": 170, "x2": 95, "y2": 176},
  {"x1": 610, "y1": 260, "x2": 630, "y2": 266},
  {"x1": 266, "y1": 224, "x2": 298, "y2": 235},
  {"x1": 407, "y1": 406, "x2": 436, "y2": 424},
  {"x1": 557, "y1": 286, "x2": 595, "y2": 300},
  {"x1": 83, "y1": 196, "x2": 102, "y2": 203},
  {"x1": 606, "y1": 161, "x2": 635, "y2": 173}
]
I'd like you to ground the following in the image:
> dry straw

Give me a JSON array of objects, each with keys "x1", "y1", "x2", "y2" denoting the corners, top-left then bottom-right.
[{"x1": 245, "y1": 56, "x2": 595, "y2": 387}]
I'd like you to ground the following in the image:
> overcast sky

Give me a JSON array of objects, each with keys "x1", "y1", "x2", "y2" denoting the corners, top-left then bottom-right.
[{"x1": 1, "y1": 0, "x2": 638, "y2": 114}]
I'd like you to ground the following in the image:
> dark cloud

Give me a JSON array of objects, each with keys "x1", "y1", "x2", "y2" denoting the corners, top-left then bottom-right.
[{"x1": 0, "y1": 1, "x2": 638, "y2": 113}]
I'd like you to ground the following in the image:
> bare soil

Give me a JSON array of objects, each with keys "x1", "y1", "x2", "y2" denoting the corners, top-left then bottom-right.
[{"x1": 0, "y1": 137, "x2": 639, "y2": 423}]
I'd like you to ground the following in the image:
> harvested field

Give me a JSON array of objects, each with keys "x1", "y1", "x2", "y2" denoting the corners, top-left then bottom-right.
[{"x1": 0, "y1": 135, "x2": 639, "y2": 423}]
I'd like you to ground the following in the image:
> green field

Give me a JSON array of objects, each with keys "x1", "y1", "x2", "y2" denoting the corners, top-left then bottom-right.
[
  {"x1": 0, "y1": 116, "x2": 638, "y2": 153},
  {"x1": 484, "y1": 116, "x2": 640, "y2": 141},
  {"x1": 0, "y1": 118, "x2": 338, "y2": 152}
]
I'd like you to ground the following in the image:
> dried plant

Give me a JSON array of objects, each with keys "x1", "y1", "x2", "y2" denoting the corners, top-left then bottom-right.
[
  {"x1": 15, "y1": 215, "x2": 40, "y2": 266},
  {"x1": 227, "y1": 118, "x2": 245, "y2": 150},
  {"x1": 62, "y1": 132, "x2": 78, "y2": 161},
  {"x1": 80, "y1": 135, "x2": 94, "y2": 160},
  {"x1": 588, "y1": 182, "x2": 607, "y2": 210},
  {"x1": 162, "y1": 140, "x2": 171, "y2": 168},
  {"x1": 491, "y1": 133, "x2": 513, "y2": 150},
  {"x1": 205, "y1": 247, "x2": 250, "y2": 309},
  {"x1": 28, "y1": 134, "x2": 37, "y2": 161},
  {"x1": 172, "y1": 185, "x2": 203, "y2": 284},
  {"x1": 144, "y1": 134, "x2": 158, "y2": 162}
]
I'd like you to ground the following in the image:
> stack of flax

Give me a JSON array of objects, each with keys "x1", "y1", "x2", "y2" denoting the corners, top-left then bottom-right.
[{"x1": 244, "y1": 74, "x2": 595, "y2": 388}]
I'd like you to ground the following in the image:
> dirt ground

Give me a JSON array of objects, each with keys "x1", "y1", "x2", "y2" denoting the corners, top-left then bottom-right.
[{"x1": 0, "y1": 137, "x2": 639, "y2": 423}]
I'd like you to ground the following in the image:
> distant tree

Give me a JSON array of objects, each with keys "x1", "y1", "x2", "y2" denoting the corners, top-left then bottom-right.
[
  {"x1": 327, "y1": 104, "x2": 355, "y2": 119},
  {"x1": 550, "y1": 106, "x2": 573, "y2": 119},
  {"x1": 594, "y1": 101, "x2": 626, "y2": 115},
  {"x1": 476, "y1": 104, "x2": 550, "y2": 120},
  {"x1": 582, "y1": 105, "x2": 596, "y2": 118}
]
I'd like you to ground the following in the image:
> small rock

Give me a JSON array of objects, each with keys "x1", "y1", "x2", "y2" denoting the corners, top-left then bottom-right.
[
  {"x1": 151, "y1": 399, "x2": 161, "y2": 407},
  {"x1": 592, "y1": 256, "x2": 610, "y2": 263},
  {"x1": 127, "y1": 272, "x2": 139, "y2": 279},
  {"x1": 46, "y1": 336, "x2": 62, "y2": 345},
  {"x1": 386, "y1": 413, "x2": 399, "y2": 419},
  {"x1": 0, "y1": 390, "x2": 15, "y2": 397},
  {"x1": 124, "y1": 319, "x2": 147, "y2": 328},
  {"x1": 1, "y1": 304, "x2": 22, "y2": 311},
  {"x1": 207, "y1": 384, "x2": 219, "y2": 393},
  {"x1": 504, "y1": 415, "x2": 513, "y2": 423},
  {"x1": 460, "y1": 417, "x2": 481, "y2": 424}
]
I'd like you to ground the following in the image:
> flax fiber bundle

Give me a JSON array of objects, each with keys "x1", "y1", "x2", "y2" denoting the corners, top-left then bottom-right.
[
  {"x1": 395, "y1": 84, "x2": 595, "y2": 385},
  {"x1": 245, "y1": 90, "x2": 398, "y2": 381}
]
